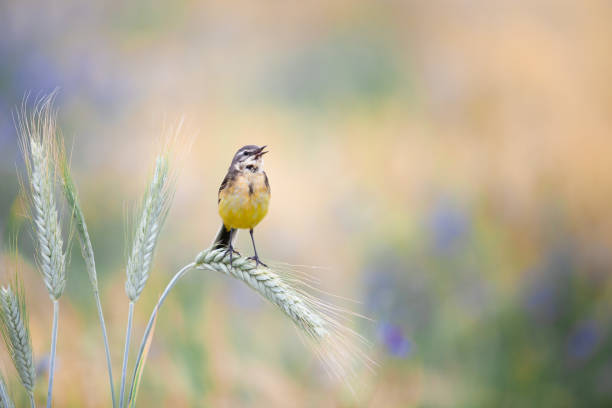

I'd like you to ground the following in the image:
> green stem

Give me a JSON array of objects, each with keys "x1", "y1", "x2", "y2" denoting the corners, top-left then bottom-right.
[
  {"x1": 29, "y1": 392, "x2": 35, "y2": 408},
  {"x1": 94, "y1": 291, "x2": 116, "y2": 408},
  {"x1": 119, "y1": 301, "x2": 134, "y2": 408},
  {"x1": 127, "y1": 262, "x2": 195, "y2": 405},
  {"x1": 46, "y1": 300, "x2": 59, "y2": 408}
]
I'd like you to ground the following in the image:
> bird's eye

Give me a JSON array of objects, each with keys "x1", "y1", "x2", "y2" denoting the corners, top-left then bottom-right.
[{"x1": 243, "y1": 151, "x2": 250, "y2": 156}]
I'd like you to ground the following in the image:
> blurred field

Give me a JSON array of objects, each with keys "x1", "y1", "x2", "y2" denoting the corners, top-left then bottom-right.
[{"x1": 1, "y1": 0, "x2": 612, "y2": 407}]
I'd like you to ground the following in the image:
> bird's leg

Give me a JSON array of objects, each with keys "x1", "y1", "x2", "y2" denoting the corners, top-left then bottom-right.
[
  {"x1": 222, "y1": 228, "x2": 240, "y2": 265},
  {"x1": 247, "y1": 228, "x2": 268, "y2": 268}
]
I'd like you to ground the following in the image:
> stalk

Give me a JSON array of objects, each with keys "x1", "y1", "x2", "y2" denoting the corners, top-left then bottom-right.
[
  {"x1": 94, "y1": 292, "x2": 116, "y2": 407},
  {"x1": 119, "y1": 301, "x2": 134, "y2": 408},
  {"x1": 60, "y1": 157, "x2": 117, "y2": 407},
  {"x1": 127, "y1": 262, "x2": 195, "y2": 404},
  {"x1": 46, "y1": 300, "x2": 59, "y2": 408}
]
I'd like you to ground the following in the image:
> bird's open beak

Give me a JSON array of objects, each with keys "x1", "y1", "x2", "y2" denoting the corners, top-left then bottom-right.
[{"x1": 254, "y1": 145, "x2": 268, "y2": 158}]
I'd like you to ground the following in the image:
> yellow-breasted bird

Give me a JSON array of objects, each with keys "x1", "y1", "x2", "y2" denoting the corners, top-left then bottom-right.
[{"x1": 212, "y1": 145, "x2": 270, "y2": 266}]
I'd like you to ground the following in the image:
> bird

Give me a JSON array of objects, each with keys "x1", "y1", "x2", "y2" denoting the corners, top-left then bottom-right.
[{"x1": 212, "y1": 145, "x2": 270, "y2": 267}]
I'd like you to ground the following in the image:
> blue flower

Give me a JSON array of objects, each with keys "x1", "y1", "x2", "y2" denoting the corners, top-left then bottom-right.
[
  {"x1": 524, "y1": 282, "x2": 558, "y2": 324},
  {"x1": 35, "y1": 354, "x2": 51, "y2": 377},
  {"x1": 523, "y1": 245, "x2": 575, "y2": 324},
  {"x1": 362, "y1": 253, "x2": 402, "y2": 316},
  {"x1": 567, "y1": 321, "x2": 599, "y2": 361},
  {"x1": 378, "y1": 322, "x2": 411, "y2": 358},
  {"x1": 428, "y1": 198, "x2": 470, "y2": 253}
]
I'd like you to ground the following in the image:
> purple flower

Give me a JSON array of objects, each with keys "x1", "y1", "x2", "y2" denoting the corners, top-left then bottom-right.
[
  {"x1": 379, "y1": 322, "x2": 411, "y2": 358},
  {"x1": 567, "y1": 321, "x2": 600, "y2": 361},
  {"x1": 362, "y1": 254, "x2": 402, "y2": 315},
  {"x1": 525, "y1": 283, "x2": 558, "y2": 324},
  {"x1": 428, "y1": 198, "x2": 470, "y2": 253},
  {"x1": 524, "y1": 246, "x2": 575, "y2": 324},
  {"x1": 36, "y1": 354, "x2": 51, "y2": 377}
]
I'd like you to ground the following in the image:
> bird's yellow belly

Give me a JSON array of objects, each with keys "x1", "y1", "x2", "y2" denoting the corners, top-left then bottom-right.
[{"x1": 219, "y1": 176, "x2": 270, "y2": 230}]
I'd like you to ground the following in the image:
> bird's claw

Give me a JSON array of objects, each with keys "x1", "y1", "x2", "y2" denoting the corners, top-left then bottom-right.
[
  {"x1": 247, "y1": 256, "x2": 268, "y2": 268},
  {"x1": 223, "y1": 246, "x2": 241, "y2": 266}
]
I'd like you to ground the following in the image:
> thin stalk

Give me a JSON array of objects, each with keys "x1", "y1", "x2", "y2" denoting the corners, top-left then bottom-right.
[
  {"x1": 46, "y1": 300, "x2": 59, "y2": 408},
  {"x1": 29, "y1": 392, "x2": 35, "y2": 408},
  {"x1": 119, "y1": 301, "x2": 135, "y2": 408},
  {"x1": 94, "y1": 291, "x2": 116, "y2": 408},
  {"x1": 60, "y1": 159, "x2": 117, "y2": 407},
  {"x1": 127, "y1": 262, "x2": 195, "y2": 404}
]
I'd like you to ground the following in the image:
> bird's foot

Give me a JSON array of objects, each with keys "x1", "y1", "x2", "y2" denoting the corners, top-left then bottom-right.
[
  {"x1": 223, "y1": 246, "x2": 241, "y2": 266},
  {"x1": 247, "y1": 255, "x2": 268, "y2": 268}
]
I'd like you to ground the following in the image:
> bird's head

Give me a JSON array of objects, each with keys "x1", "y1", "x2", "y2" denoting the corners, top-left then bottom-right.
[{"x1": 231, "y1": 145, "x2": 268, "y2": 173}]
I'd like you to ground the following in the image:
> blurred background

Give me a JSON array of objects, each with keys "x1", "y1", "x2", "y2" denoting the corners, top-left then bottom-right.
[{"x1": 1, "y1": 0, "x2": 612, "y2": 406}]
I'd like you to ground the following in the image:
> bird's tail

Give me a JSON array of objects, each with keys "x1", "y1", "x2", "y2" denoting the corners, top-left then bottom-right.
[{"x1": 212, "y1": 223, "x2": 236, "y2": 250}]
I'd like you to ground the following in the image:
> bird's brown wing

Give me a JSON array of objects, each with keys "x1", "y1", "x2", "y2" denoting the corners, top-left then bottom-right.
[
  {"x1": 263, "y1": 171, "x2": 270, "y2": 194},
  {"x1": 218, "y1": 170, "x2": 236, "y2": 203}
]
